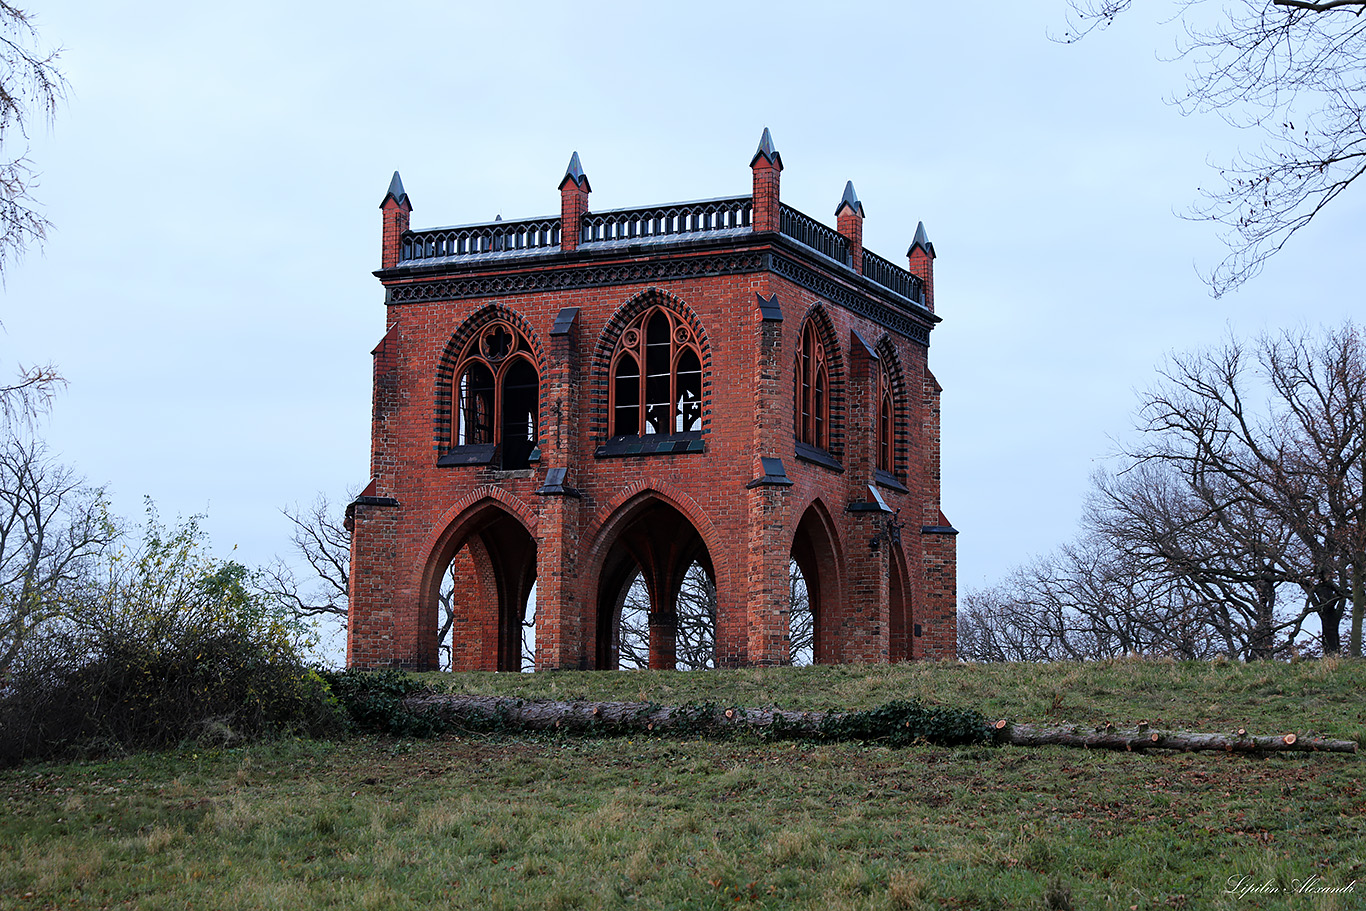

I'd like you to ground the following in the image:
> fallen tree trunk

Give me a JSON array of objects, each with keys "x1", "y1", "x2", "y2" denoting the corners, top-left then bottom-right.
[
  {"x1": 401, "y1": 694, "x2": 1358, "y2": 754},
  {"x1": 990, "y1": 720, "x2": 1357, "y2": 754}
]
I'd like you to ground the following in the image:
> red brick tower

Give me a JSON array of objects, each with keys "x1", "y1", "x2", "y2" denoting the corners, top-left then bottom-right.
[{"x1": 347, "y1": 130, "x2": 957, "y2": 670}]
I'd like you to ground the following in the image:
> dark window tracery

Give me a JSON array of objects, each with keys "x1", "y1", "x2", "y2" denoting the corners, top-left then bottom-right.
[
  {"x1": 609, "y1": 307, "x2": 703, "y2": 436},
  {"x1": 795, "y1": 319, "x2": 830, "y2": 450},
  {"x1": 452, "y1": 319, "x2": 539, "y2": 469}
]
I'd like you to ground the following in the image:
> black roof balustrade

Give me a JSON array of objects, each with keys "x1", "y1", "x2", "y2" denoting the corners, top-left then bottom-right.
[
  {"x1": 401, "y1": 217, "x2": 562, "y2": 264},
  {"x1": 778, "y1": 204, "x2": 849, "y2": 266},
  {"x1": 580, "y1": 196, "x2": 752, "y2": 245},
  {"x1": 860, "y1": 249, "x2": 925, "y2": 305},
  {"x1": 394, "y1": 195, "x2": 924, "y2": 307}
]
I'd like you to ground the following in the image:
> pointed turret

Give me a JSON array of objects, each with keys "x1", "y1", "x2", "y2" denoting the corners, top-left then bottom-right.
[
  {"x1": 834, "y1": 180, "x2": 863, "y2": 218},
  {"x1": 559, "y1": 151, "x2": 591, "y2": 192},
  {"x1": 381, "y1": 171, "x2": 409, "y2": 209},
  {"x1": 559, "y1": 151, "x2": 591, "y2": 253},
  {"x1": 379, "y1": 170, "x2": 412, "y2": 270},
  {"x1": 907, "y1": 221, "x2": 936, "y2": 311},
  {"x1": 749, "y1": 127, "x2": 783, "y2": 169},
  {"x1": 835, "y1": 180, "x2": 865, "y2": 273},
  {"x1": 908, "y1": 221, "x2": 935, "y2": 259},
  {"x1": 750, "y1": 128, "x2": 783, "y2": 233}
]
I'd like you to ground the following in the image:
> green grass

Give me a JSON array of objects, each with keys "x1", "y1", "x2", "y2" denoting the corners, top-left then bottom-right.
[{"x1": 3, "y1": 659, "x2": 1364, "y2": 910}]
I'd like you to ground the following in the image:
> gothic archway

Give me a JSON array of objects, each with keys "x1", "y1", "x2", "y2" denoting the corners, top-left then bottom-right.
[
  {"x1": 591, "y1": 497, "x2": 715, "y2": 670},
  {"x1": 422, "y1": 503, "x2": 537, "y2": 671},
  {"x1": 789, "y1": 500, "x2": 842, "y2": 665}
]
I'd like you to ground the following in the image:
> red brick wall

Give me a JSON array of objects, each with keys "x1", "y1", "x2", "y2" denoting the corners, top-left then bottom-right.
[{"x1": 349, "y1": 158, "x2": 955, "y2": 670}]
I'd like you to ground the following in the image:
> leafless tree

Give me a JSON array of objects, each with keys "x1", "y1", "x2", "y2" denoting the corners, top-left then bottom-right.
[
  {"x1": 786, "y1": 558, "x2": 813, "y2": 666},
  {"x1": 1061, "y1": 1, "x2": 1366, "y2": 294},
  {"x1": 617, "y1": 562, "x2": 716, "y2": 670},
  {"x1": 0, "y1": 362, "x2": 63, "y2": 432},
  {"x1": 0, "y1": 4, "x2": 66, "y2": 278},
  {"x1": 1125, "y1": 324, "x2": 1366, "y2": 654},
  {"x1": 958, "y1": 525, "x2": 1226, "y2": 663},
  {"x1": 1090, "y1": 463, "x2": 1300, "y2": 659},
  {"x1": 0, "y1": 437, "x2": 117, "y2": 676},
  {"x1": 258, "y1": 494, "x2": 350, "y2": 625}
]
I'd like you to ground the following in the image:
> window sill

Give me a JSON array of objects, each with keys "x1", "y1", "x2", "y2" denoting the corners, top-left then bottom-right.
[
  {"x1": 874, "y1": 469, "x2": 908, "y2": 493},
  {"x1": 595, "y1": 431, "x2": 705, "y2": 458},
  {"x1": 437, "y1": 444, "x2": 540, "y2": 468},
  {"x1": 794, "y1": 441, "x2": 843, "y2": 472},
  {"x1": 437, "y1": 443, "x2": 497, "y2": 466}
]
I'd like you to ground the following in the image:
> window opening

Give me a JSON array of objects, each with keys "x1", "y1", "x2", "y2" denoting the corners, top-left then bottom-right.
[
  {"x1": 450, "y1": 319, "x2": 539, "y2": 469},
  {"x1": 796, "y1": 320, "x2": 830, "y2": 450},
  {"x1": 609, "y1": 306, "x2": 703, "y2": 438}
]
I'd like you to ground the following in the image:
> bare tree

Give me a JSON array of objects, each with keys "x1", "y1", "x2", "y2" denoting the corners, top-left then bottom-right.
[
  {"x1": 258, "y1": 494, "x2": 350, "y2": 624},
  {"x1": 0, "y1": 4, "x2": 66, "y2": 278},
  {"x1": 616, "y1": 562, "x2": 716, "y2": 670},
  {"x1": 0, "y1": 437, "x2": 117, "y2": 676},
  {"x1": 786, "y1": 558, "x2": 813, "y2": 666},
  {"x1": 1061, "y1": 1, "x2": 1366, "y2": 294},
  {"x1": 1125, "y1": 324, "x2": 1366, "y2": 653},
  {"x1": 0, "y1": 362, "x2": 63, "y2": 431},
  {"x1": 958, "y1": 525, "x2": 1226, "y2": 663},
  {"x1": 1090, "y1": 463, "x2": 1301, "y2": 659}
]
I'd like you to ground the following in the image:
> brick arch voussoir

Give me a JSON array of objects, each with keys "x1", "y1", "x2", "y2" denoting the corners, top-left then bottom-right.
[
  {"x1": 589, "y1": 287, "x2": 713, "y2": 440},
  {"x1": 415, "y1": 485, "x2": 540, "y2": 605},
  {"x1": 433, "y1": 303, "x2": 547, "y2": 451}
]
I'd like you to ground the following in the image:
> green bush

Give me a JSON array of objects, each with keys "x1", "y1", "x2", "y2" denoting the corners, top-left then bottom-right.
[
  {"x1": 0, "y1": 511, "x2": 344, "y2": 766},
  {"x1": 318, "y1": 668, "x2": 439, "y2": 737}
]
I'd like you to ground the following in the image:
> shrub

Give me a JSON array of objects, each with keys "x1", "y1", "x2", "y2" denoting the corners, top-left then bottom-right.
[
  {"x1": 0, "y1": 510, "x2": 344, "y2": 765},
  {"x1": 318, "y1": 668, "x2": 439, "y2": 737}
]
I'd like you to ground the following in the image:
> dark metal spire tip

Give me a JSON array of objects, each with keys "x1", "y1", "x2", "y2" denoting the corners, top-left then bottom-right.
[
  {"x1": 835, "y1": 180, "x2": 864, "y2": 217},
  {"x1": 749, "y1": 127, "x2": 783, "y2": 168},
  {"x1": 380, "y1": 170, "x2": 409, "y2": 208},
  {"x1": 908, "y1": 221, "x2": 935, "y2": 258},
  {"x1": 559, "y1": 151, "x2": 591, "y2": 191}
]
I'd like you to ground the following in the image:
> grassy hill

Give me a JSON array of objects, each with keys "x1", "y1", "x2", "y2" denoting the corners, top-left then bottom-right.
[{"x1": 3, "y1": 659, "x2": 1363, "y2": 910}]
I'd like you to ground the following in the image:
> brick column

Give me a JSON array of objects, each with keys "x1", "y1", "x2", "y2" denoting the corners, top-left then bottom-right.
[
  {"x1": 918, "y1": 367, "x2": 957, "y2": 659},
  {"x1": 558, "y1": 152, "x2": 590, "y2": 254},
  {"x1": 837, "y1": 332, "x2": 891, "y2": 663},
  {"x1": 908, "y1": 221, "x2": 935, "y2": 312},
  {"x1": 741, "y1": 292, "x2": 792, "y2": 667},
  {"x1": 380, "y1": 172, "x2": 411, "y2": 270},
  {"x1": 835, "y1": 181, "x2": 864, "y2": 273},
  {"x1": 535, "y1": 308, "x2": 586, "y2": 669},
  {"x1": 750, "y1": 128, "x2": 783, "y2": 233}
]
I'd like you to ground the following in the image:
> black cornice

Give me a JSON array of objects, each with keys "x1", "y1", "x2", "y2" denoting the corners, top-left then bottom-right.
[{"x1": 378, "y1": 233, "x2": 938, "y2": 345}]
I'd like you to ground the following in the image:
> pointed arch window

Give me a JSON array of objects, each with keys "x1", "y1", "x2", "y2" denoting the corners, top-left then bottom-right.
[
  {"x1": 795, "y1": 319, "x2": 830, "y2": 450},
  {"x1": 877, "y1": 362, "x2": 894, "y2": 474},
  {"x1": 610, "y1": 308, "x2": 703, "y2": 437},
  {"x1": 451, "y1": 320, "x2": 538, "y2": 469}
]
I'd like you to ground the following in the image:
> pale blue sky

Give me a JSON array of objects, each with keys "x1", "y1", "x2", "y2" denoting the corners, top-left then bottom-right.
[{"x1": 5, "y1": 2, "x2": 1363, "y2": 632}]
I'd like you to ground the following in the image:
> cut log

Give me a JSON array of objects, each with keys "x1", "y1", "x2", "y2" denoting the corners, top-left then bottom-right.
[
  {"x1": 400, "y1": 694, "x2": 1358, "y2": 755},
  {"x1": 992, "y1": 722, "x2": 1355, "y2": 753}
]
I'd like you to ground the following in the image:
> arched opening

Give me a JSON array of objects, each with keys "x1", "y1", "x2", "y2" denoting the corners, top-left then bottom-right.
[
  {"x1": 447, "y1": 318, "x2": 540, "y2": 470},
  {"x1": 594, "y1": 498, "x2": 714, "y2": 670},
  {"x1": 790, "y1": 501, "x2": 841, "y2": 665},
  {"x1": 888, "y1": 543, "x2": 910, "y2": 662},
  {"x1": 426, "y1": 505, "x2": 537, "y2": 671}
]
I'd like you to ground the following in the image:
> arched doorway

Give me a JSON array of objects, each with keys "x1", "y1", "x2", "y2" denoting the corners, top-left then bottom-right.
[
  {"x1": 425, "y1": 505, "x2": 537, "y2": 671},
  {"x1": 594, "y1": 498, "x2": 715, "y2": 670},
  {"x1": 790, "y1": 501, "x2": 841, "y2": 665}
]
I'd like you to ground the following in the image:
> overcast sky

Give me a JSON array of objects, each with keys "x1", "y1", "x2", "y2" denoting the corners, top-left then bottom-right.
[{"x1": 5, "y1": 2, "x2": 1363, "y2": 636}]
